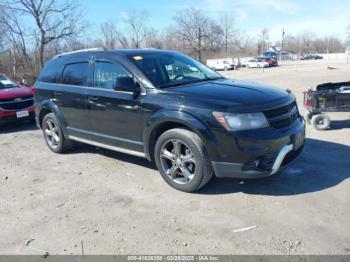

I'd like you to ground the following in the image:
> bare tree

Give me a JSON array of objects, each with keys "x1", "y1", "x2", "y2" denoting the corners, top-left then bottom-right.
[
  {"x1": 99, "y1": 21, "x2": 122, "y2": 49},
  {"x1": 163, "y1": 27, "x2": 183, "y2": 51},
  {"x1": 174, "y1": 8, "x2": 222, "y2": 61},
  {"x1": 281, "y1": 34, "x2": 302, "y2": 55},
  {"x1": 145, "y1": 28, "x2": 163, "y2": 49},
  {"x1": 0, "y1": 7, "x2": 34, "y2": 73},
  {"x1": 234, "y1": 32, "x2": 253, "y2": 56},
  {"x1": 123, "y1": 10, "x2": 149, "y2": 49},
  {"x1": 0, "y1": 16, "x2": 6, "y2": 50},
  {"x1": 300, "y1": 32, "x2": 315, "y2": 54},
  {"x1": 3, "y1": 0, "x2": 83, "y2": 69},
  {"x1": 220, "y1": 12, "x2": 236, "y2": 57}
]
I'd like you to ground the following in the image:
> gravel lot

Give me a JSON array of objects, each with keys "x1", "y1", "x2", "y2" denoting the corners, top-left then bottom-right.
[{"x1": 0, "y1": 60, "x2": 349, "y2": 255}]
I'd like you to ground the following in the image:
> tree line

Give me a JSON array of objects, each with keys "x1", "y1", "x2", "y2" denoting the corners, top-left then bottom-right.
[{"x1": 0, "y1": 0, "x2": 348, "y2": 83}]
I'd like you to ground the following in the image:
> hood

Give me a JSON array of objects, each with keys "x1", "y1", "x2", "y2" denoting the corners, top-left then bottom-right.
[
  {"x1": 163, "y1": 78, "x2": 290, "y2": 106},
  {"x1": 0, "y1": 85, "x2": 33, "y2": 100}
]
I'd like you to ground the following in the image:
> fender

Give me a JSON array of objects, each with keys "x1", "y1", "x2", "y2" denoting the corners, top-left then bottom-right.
[
  {"x1": 36, "y1": 99, "x2": 69, "y2": 138},
  {"x1": 143, "y1": 109, "x2": 222, "y2": 161}
]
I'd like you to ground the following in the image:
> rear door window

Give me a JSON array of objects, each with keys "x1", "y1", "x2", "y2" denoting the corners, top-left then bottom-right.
[{"x1": 62, "y1": 62, "x2": 89, "y2": 86}]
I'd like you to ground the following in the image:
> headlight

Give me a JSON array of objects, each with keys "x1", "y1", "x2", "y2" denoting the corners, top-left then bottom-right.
[{"x1": 213, "y1": 112, "x2": 269, "y2": 131}]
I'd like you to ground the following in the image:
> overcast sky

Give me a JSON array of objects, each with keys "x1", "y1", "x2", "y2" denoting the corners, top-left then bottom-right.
[{"x1": 83, "y1": 0, "x2": 350, "y2": 42}]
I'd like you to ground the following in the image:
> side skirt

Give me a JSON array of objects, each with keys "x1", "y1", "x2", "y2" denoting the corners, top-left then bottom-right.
[{"x1": 69, "y1": 135, "x2": 146, "y2": 158}]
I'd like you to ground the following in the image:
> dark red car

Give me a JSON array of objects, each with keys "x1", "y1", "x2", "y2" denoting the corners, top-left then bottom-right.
[
  {"x1": 258, "y1": 57, "x2": 278, "y2": 67},
  {"x1": 0, "y1": 74, "x2": 35, "y2": 124}
]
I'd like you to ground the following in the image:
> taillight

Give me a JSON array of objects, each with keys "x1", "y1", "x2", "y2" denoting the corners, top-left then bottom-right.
[
  {"x1": 31, "y1": 86, "x2": 36, "y2": 95},
  {"x1": 305, "y1": 89, "x2": 313, "y2": 108}
]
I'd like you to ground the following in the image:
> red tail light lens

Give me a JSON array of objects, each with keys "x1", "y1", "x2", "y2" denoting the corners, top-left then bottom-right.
[
  {"x1": 304, "y1": 89, "x2": 313, "y2": 108},
  {"x1": 31, "y1": 86, "x2": 36, "y2": 95}
]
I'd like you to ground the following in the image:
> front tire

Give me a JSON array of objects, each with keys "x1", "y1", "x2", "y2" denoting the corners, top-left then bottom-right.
[
  {"x1": 42, "y1": 113, "x2": 72, "y2": 153},
  {"x1": 154, "y1": 128, "x2": 213, "y2": 192}
]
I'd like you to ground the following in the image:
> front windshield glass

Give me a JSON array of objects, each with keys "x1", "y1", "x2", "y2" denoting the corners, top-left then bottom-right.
[
  {"x1": 0, "y1": 75, "x2": 17, "y2": 89},
  {"x1": 127, "y1": 52, "x2": 223, "y2": 88}
]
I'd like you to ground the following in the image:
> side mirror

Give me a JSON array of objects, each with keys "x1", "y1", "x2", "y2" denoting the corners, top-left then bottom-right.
[{"x1": 114, "y1": 76, "x2": 137, "y2": 92}]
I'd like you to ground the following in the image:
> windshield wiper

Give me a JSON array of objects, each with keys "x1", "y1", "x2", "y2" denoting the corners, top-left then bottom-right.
[
  {"x1": 159, "y1": 82, "x2": 189, "y2": 88},
  {"x1": 159, "y1": 76, "x2": 225, "y2": 89},
  {"x1": 206, "y1": 76, "x2": 225, "y2": 80}
]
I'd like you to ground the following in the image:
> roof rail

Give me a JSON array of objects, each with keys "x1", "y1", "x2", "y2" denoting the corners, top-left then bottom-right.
[{"x1": 54, "y1": 47, "x2": 104, "y2": 59}]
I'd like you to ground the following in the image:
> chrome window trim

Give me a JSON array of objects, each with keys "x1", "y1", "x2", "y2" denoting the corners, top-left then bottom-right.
[{"x1": 37, "y1": 82, "x2": 147, "y2": 96}]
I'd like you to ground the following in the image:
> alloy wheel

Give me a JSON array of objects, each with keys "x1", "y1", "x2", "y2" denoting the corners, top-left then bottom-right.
[
  {"x1": 159, "y1": 139, "x2": 196, "y2": 185},
  {"x1": 44, "y1": 119, "x2": 60, "y2": 148}
]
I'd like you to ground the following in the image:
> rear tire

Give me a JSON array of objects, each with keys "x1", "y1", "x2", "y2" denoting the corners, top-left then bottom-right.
[
  {"x1": 311, "y1": 114, "x2": 331, "y2": 130},
  {"x1": 42, "y1": 113, "x2": 72, "y2": 153},
  {"x1": 154, "y1": 128, "x2": 213, "y2": 192}
]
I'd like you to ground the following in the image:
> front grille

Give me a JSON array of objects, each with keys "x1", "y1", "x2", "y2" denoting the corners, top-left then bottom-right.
[
  {"x1": 0, "y1": 97, "x2": 34, "y2": 111},
  {"x1": 263, "y1": 101, "x2": 299, "y2": 129},
  {"x1": 0, "y1": 95, "x2": 33, "y2": 103}
]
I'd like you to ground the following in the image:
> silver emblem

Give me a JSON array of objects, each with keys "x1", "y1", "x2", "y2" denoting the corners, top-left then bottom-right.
[{"x1": 14, "y1": 98, "x2": 22, "y2": 102}]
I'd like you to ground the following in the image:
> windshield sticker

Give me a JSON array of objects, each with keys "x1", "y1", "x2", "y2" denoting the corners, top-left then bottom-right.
[{"x1": 133, "y1": 56, "x2": 143, "y2": 61}]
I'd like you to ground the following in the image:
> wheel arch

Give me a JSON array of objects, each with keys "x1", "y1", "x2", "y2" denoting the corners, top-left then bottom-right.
[
  {"x1": 37, "y1": 100, "x2": 69, "y2": 138},
  {"x1": 144, "y1": 110, "x2": 219, "y2": 162}
]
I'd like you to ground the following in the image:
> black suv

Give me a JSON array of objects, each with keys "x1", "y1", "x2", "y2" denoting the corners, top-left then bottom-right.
[{"x1": 35, "y1": 49, "x2": 305, "y2": 192}]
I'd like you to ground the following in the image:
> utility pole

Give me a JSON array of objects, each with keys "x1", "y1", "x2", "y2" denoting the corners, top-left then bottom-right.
[
  {"x1": 198, "y1": 27, "x2": 202, "y2": 62},
  {"x1": 327, "y1": 37, "x2": 330, "y2": 59},
  {"x1": 11, "y1": 44, "x2": 16, "y2": 78},
  {"x1": 280, "y1": 28, "x2": 285, "y2": 62}
]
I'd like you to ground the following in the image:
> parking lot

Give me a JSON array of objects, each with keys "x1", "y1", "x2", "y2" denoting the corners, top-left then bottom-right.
[{"x1": 0, "y1": 60, "x2": 349, "y2": 255}]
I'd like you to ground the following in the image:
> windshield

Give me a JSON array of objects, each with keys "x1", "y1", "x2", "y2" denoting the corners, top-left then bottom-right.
[
  {"x1": 0, "y1": 75, "x2": 17, "y2": 89},
  {"x1": 127, "y1": 52, "x2": 223, "y2": 88}
]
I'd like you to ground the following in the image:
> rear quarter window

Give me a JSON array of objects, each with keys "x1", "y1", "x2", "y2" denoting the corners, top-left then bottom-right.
[{"x1": 38, "y1": 61, "x2": 62, "y2": 83}]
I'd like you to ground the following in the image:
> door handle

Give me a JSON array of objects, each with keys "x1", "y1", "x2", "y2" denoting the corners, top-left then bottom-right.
[
  {"x1": 54, "y1": 91, "x2": 61, "y2": 96},
  {"x1": 89, "y1": 96, "x2": 99, "y2": 101}
]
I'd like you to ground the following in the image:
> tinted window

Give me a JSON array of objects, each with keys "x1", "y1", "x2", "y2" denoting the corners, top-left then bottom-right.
[
  {"x1": 62, "y1": 62, "x2": 89, "y2": 86},
  {"x1": 127, "y1": 52, "x2": 221, "y2": 88},
  {"x1": 94, "y1": 61, "x2": 130, "y2": 90},
  {"x1": 38, "y1": 61, "x2": 62, "y2": 83}
]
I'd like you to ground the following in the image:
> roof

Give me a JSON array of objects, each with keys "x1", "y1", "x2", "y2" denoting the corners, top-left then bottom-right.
[
  {"x1": 54, "y1": 48, "x2": 177, "y2": 60},
  {"x1": 111, "y1": 48, "x2": 175, "y2": 55}
]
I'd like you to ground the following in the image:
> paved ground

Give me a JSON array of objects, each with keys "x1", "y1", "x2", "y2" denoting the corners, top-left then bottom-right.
[{"x1": 0, "y1": 60, "x2": 349, "y2": 255}]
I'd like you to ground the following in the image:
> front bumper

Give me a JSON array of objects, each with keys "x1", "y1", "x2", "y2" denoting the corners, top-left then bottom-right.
[
  {"x1": 0, "y1": 108, "x2": 35, "y2": 123},
  {"x1": 212, "y1": 144, "x2": 304, "y2": 179},
  {"x1": 211, "y1": 117, "x2": 305, "y2": 179}
]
